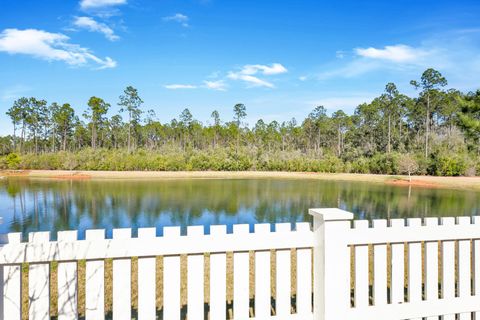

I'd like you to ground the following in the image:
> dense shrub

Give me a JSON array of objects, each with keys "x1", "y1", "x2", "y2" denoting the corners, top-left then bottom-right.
[
  {"x1": 367, "y1": 153, "x2": 400, "y2": 175},
  {"x1": 414, "y1": 155, "x2": 430, "y2": 175},
  {"x1": 5, "y1": 153, "x2": 21, "y2": 169},
  {"x1": 349, "y1": 157, "x2": 370, "y2": 174},
  {"x1": 1, "y1": 148, "x2": 477, "y2": 176},
  {"x1": 428, "y1": 152, "x2": 468, "y2": 176}
]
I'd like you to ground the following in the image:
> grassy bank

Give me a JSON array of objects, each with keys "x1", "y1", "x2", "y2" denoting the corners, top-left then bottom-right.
[{"x1": 2, "y1": 170, "x2": 480, "y2": 191}]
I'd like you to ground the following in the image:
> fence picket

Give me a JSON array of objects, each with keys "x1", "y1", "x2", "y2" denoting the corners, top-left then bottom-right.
[
  {"x1": 254, "y1": 224, "x2": 271, "y2": 318},
  {"x1": 2, "y1": 233, "x2": 22, "y2": 320},
  {"x1": 457, "y1": 217, "x2": 472, "y2": 320},
  {"x1": 407, "y1": 218, "x2": 422, "y2": 320},
  {"x1": 137, "y1": 228, "x2": 156, "y2": 320},
  {"x1": 354, "y1": 220, "x2": 369, "y2": 308},
  {"x1": 441, "y1": 217, "x2": 455, "y2": 320},
  {"x1": 373, "y1": 220, "x2": 387, "y2": 306},
  {"x1": 296, "y1": 222, "x2": 312, "y2": 316},
  {"x1": 57, "y1": 230, "x2": 78, "y2": 320},
  {"x1": 187, "y1": 226, "x2": 205, "y2": 320},
  {"x1": 233, "y1": 224, "x2": 250, "y2": 319},
  {"x1": 275, "y1": 223, "x2": 292, "y2": 317},
  {"x1": 424, "y1": 218, "x2": 439, "y2": 320},
  {"x1": 3, "y1": 209, "x2": 480, "y2": 320},
  {"x1": 112, "y1": 229, "x2": 132, "y2": 320},
  {"x1": 473, "y1": 216, "x2": 480, "y2": 320},
  {"x1": 28, "y1": 232, "x2": 51, "y2": 320},
  {"x1": 390, "y1": 219, "x2": 405, "y2": 305},
  {"x1": 209, "y1": 225, "x2": 227, "y2": 320},
  {"x1": 85, "y1": 229, "x2": 105, "y2": 320},
  {"x1": 163, "y1": 226, "x2": 181, "y2": 320}
]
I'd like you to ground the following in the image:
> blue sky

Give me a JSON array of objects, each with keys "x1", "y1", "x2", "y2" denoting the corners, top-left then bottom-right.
[{"x1": 1, "y1": 0, "x2": 480, "y2": 135}]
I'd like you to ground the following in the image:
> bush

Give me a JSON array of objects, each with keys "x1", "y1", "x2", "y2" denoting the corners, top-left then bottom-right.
[
  {"x1": 414, "y1": 155, "x2": 429, "y2": 175},
  {"x1": 349, "y1": 157, "x2": 370, "y2": 174},
  {"x1": 5, "y1": 153, "x2": 21, "y2": 169},
  {"x1": 428, "y1": 152, "x2": 468, "y2": 176},
  {"x1": 368, "y1": 153, "x2": 400, "y2": 175},
  {"x1": 318, "y1": 155, "x2": 345, "y2": 173},
  {"x1": 7, "y1": 147, "x2": 478, "y2": 176}
]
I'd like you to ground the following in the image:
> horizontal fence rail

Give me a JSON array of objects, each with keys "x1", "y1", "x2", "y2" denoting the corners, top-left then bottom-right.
[{"x1": 1, "y1": 208, "x2": 480, "y2": 320}]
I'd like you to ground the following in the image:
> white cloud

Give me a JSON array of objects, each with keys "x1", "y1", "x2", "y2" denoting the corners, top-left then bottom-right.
[
  {"x1": 164, "y1": 84, "x2": 197, "y2": 89},
  {"x1": 317, "y1": 44, "x2": 437, "y2": 80},
  {"x1": 80, "y1": 0, "x2": 127, "y2": 9},
  {"x1": 163, "y1": 13, "x2": 189, "y2": 27},
  {"x1": 164, "y1": 80, "x2": 227, "y2": 91},
  {"x1": 73, "y1": 16, "x2": 119, "y2": 41},
  {"x1": 0, "y1": 28, "x2": 117, "y2": 69},
  {"x1": 240, "y1": 63, "x2": 287, "y2": 75},
  {"x1": 164, "y1": 63, "x2": 286, "y2": 91},
  {"x1": 203, "y1": 80, "x2": 227, "y2": 91},
  {"x1": 227, "y1": 72, "x2": 274, "y2": 88},
  {"x1": 227, "y1": 63, "x2": 287, "y2": 88},
  {"x1": 355, "y1": 44, "x2": 429, "y2": 63}
]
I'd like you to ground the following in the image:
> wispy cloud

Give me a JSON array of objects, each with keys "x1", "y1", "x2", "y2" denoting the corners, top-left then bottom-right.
[
  {"x1": 0, "y1": 28, "x2": 117, "y2": 69},
  {"x1": 80, "y1": 0, "x2": 127, "y2": 10},
  {"x1": 336, "y1": 50, "x2": 346, "y2": 59},
  {"x1": 240, "y1": 63, "x2": 287, "y2": 75},
  {"x1": 316, "y1": 31, "x2": 480, "y2": 87},
  {"x1": 164, "y1": 80, "x2": 227, "y2": 91},
  {"x1": 317, "y1": 44, "x2": 437, "y2": 80},
  {"x1": 0, "y1": 85, "x2": 31, "y2": 101},
  {"x1": 163, "y1": 13, "x2": 189, "y2": 27},
  {"x1": 317, "y1": 60, "x2": 383, "y2": 80},
  {"x1": 355, "y1": 44, "x2": 429, "y2": 63},
  {"x1": 227, "y1": 73, "x2": 274, "y2": 88},
  {"x1": 203, "y1": 80, "x2": 227, "y2": 91},
  {"x1": 164, "y1": 63, "x2": 287, "y2": 91},
  {"x1": 73, "y1": 16, "x2": 119, "y2": 41},
  {"x1": 164, "y1": 84, "x2": 197, "y2": 89},
  {"x1": 227, "y1": 63, "x2": 287, "y2": 88}
]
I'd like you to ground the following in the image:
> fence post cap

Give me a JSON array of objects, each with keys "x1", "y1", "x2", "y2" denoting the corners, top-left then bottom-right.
[{"x1": 308, "y1": 208, "x2": 354, "y2": 221}]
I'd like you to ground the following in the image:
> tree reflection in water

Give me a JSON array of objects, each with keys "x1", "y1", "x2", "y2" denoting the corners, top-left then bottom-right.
[{"x1": 0, "y1": 178, "x2": 478, "y2": 239}]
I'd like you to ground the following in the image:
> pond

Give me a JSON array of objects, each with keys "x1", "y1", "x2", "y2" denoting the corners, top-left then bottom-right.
[{"x1": 0, "y1": 177, "x2": 479, "y2": 239}]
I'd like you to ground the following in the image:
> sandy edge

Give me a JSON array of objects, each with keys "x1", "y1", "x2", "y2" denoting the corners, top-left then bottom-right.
[{"x1": 1, "y1": 170, "x2": 480, "y2": 191}]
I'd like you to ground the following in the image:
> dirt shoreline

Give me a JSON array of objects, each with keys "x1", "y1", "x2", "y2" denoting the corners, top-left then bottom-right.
[{"x1": 1, "y1": 170, "x2": 480, "y2": 191}]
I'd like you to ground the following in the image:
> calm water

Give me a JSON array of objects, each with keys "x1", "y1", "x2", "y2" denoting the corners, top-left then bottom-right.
[{"x1": 0, "y1": 177, "x2": 479, "y2": 239}]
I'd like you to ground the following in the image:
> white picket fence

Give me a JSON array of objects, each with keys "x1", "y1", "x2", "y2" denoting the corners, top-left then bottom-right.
[{"x1": 1, "y1": 208, "x2": 480, "y2": 319}]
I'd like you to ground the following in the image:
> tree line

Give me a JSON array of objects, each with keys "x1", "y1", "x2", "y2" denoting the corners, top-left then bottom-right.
[{"x1": 1, "y1": 69, "x2": 480, "y2": 176}]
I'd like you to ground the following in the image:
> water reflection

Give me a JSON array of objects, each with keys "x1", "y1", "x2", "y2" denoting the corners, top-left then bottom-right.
[{"x1": 0, "y1": 178, "x2": 479, "y2": 239}]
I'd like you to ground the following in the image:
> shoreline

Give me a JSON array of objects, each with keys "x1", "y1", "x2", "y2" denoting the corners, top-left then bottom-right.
[{"x1": 1, "y1": 170, "x2": 480, "y2": 191}]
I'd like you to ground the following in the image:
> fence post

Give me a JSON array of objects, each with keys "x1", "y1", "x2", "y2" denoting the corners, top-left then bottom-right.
[{"x1": 309, "y1": 208, "x2": 353, "y2": 320}]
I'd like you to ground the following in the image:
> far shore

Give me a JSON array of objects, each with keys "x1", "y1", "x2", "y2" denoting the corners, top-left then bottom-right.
[{"x1": 1, "y1": 170, "x2": 480, "y2": 191}]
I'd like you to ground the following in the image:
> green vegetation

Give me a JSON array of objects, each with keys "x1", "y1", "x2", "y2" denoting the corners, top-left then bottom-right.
[{"x1": 1, "y1": 69, "x2": 480, "y2": 176}]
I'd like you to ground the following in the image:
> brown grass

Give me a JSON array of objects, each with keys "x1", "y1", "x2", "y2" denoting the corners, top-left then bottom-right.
[{"x1": 20, "y1": 250, "x2": 303, "y2": 319}]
